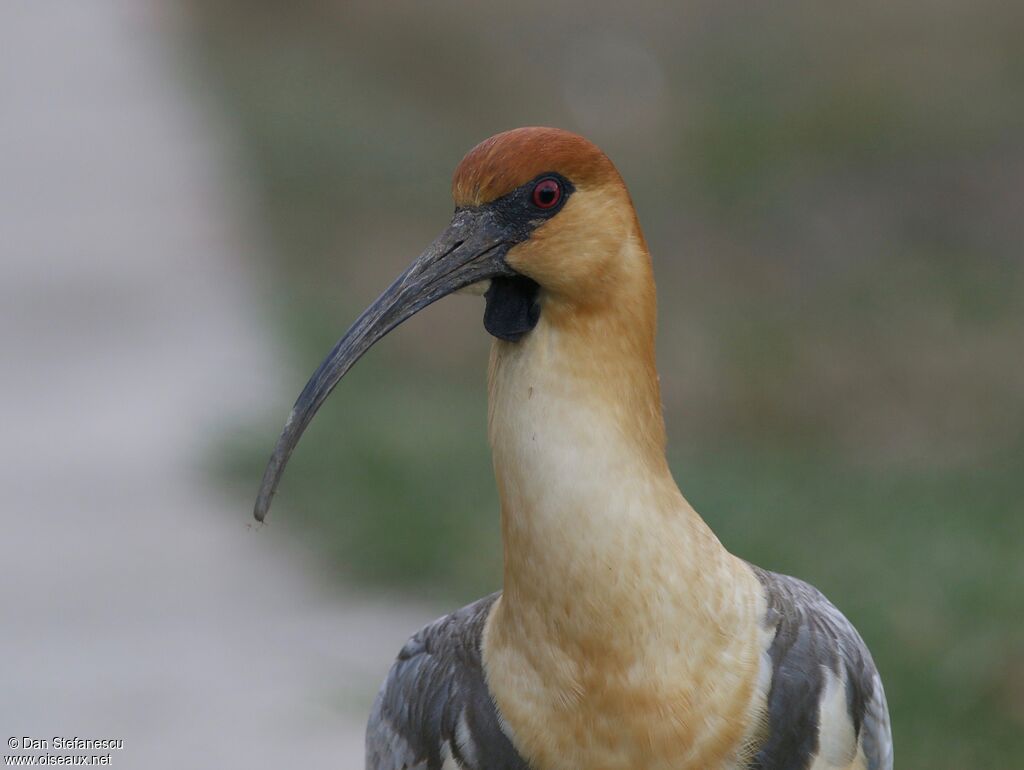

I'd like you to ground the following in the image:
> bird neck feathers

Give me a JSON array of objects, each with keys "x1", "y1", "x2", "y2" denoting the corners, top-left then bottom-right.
[
  {"x1": 482, "y1": 245, "x2": 769, "y2": 767},
  {"x1": 485, "y1": 235, "x2": 753, "y2": 637}
]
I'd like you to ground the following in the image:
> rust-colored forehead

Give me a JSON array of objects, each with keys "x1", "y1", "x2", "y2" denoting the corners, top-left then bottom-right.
[{"x1": 452, "y1": 127, "x2": 621, "y2": 207}]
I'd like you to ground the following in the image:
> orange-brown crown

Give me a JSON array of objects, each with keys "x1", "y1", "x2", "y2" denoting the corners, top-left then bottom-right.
[{"x1": 452, "y1": 127, "x2": 622, "y2": 207}]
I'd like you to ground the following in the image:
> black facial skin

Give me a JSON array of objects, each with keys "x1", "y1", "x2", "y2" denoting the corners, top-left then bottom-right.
[
  {"x1": 252, "y1": 172, "x2": 574, "y2": 521},
  {"x1": 476, "y1": 172, "x2": 572, "y2": 341},
  {"x1": 482, "y1": 172, "x2": 574, "y2": 241},
  {"x1": 484, "y1": 275, "x2": 541, "y2": 342}
]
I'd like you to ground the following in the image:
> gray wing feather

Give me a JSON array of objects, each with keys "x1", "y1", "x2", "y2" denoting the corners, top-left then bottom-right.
[
  {"x1": 365, "y1": 592, "x2": 530, "y2": 770},
  {"x1": 859, "y1": 671, "x2": 893, "y2": 770},
  {"x1": 749, "y1": 567, "x2": 893, "y2": 770}
]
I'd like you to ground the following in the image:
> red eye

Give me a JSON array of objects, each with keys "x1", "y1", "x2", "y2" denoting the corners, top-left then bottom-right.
[{"x1": 531, "y1": 178, "x2": 562, "y2": 209}]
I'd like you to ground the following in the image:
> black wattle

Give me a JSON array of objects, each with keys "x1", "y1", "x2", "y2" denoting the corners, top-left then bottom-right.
[{"x1": 483, "y1": 276, "x2": 541, "y2": 342}]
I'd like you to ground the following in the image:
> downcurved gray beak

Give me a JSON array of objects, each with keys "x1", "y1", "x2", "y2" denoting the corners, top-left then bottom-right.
[{"x1": 254, "y1": 207, "x2": 514, "y2": 521}]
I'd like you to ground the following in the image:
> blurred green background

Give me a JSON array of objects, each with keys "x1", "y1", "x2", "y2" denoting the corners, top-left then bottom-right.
[{"x1": 186, "y1": 2, "x2": 1022, "y2": 767}]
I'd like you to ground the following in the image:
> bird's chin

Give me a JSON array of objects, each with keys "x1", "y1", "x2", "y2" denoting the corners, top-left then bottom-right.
[{"x1": 483, "y1": 274, "x2": 541, "y2": 342}]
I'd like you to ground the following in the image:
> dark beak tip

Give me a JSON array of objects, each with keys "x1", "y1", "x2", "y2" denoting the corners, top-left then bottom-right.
[
  {"x1": 253, "y1": 485, "x2": 272, "y2": 522},
  {"x1": 253, "y1": 441, "x2": 289, "y2": 522},
  {"x1": 253, "y1": 502, "x2": 268, "y2": 523}
]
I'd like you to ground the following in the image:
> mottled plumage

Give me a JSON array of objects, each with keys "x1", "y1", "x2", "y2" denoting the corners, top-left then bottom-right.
[
  {"x1": 366, "y1": 594, "x2": 527, "y2": 770},
  {"x1": 367, "y1": 567, "x2": 892, "y2": 770},
  {"x1": 750, "y1": 568, "x2": 893, "y2": 770}
]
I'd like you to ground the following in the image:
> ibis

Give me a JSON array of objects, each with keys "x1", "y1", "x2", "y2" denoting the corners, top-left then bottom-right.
[{"x1": 254, "y1": 127, "x2": 893, "y2": 770}]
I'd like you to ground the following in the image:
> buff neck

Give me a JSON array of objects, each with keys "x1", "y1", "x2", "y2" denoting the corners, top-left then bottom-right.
[
  {"x1": 484, "y1": 249, "x2": 749, "y2": 644},
  {"x1": 480, "y1": 252, "x2": 768, "y2": 770}
]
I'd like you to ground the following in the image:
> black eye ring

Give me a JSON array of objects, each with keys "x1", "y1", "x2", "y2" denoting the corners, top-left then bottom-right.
[{"x1": 531, "y1": 177, "x2": 562, "y2": 210}]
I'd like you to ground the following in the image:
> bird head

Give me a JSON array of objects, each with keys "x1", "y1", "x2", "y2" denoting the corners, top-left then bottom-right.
[
  {"x1": 254, "y1": 127, "x2": 650, "y2": 521},
  {"x1": 453, "y1": 128, "x2": 647, "y2": 323}
]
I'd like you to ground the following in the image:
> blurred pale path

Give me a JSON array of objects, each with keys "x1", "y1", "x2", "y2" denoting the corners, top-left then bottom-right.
[{"x1": 0, "y1": 2, "x2": 437, "y2": 767}]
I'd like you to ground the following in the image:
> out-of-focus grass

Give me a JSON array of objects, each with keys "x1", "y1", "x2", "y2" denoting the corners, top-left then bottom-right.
[{"x1": 189, "y1": 1, "x2": 1024, "y2": 766}]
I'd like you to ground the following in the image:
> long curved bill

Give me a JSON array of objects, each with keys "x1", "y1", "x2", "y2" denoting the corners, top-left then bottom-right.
[{"x1": 254, "y1": 207, "x2": 514, "y2": 521}]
